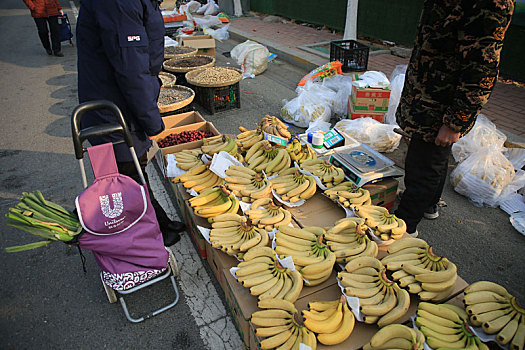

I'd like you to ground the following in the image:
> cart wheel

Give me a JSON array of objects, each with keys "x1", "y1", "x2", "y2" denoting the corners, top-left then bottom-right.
[
  {"x1": 100, "y1": 273, "x2": 117, "y2": 303},
  {"x1": 167, "y1": 247, "x2": 179, "y2": 278}
]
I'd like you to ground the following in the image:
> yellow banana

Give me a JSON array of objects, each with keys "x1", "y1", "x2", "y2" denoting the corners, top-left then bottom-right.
[
  {"x1": 258, "y1": 298, "x2": 297, "y2": 314},
  {"x1": 317, "y1": 302, "x2": 355, "y2": 345},
  {"x1": 255, "y1": 324, "x2": 292, "y2": 338},
  {"x1": 304, "y1": 302, "x2": 343, "y2": 334},
  {"x1": 377, "y1": 285, "x2": 410, "y2": 327},
  {"x1": 369, "y1": 324, "x2": 417, "y2": 348}
]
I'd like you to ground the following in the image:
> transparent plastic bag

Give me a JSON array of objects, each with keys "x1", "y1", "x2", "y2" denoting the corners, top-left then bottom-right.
[
  {"x1": 281, "y1": 92, "x2": 332, "y2": 128},
  {"x1": 321, "y1": 75, "x2": 353, "y2": 116},
  {"x1": 451, "y1": 114, "x2": 507, "y2": 163},
  {"x1": 383, "y1": 72, "x2": 405, "y2": 125},
  {"x1": 203, "y1": 23, "x2": 230, "y2": 41},
  {"x1": 450, "y1": 145, "x2": 516, "y2": 207},
  {"x1": 296, "y1": 80, "x2": 337, "y2": 108},
  {"x1": 334, "y1": 117, "x2": 401, "y2": 153}
]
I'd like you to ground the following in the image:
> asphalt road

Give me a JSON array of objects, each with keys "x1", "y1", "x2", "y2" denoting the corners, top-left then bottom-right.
[{"x1": 1, "y1": 1, "x2": 524, "y2": 349}]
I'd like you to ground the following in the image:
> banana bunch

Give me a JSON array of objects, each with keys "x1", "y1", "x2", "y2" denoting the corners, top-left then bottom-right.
[
  {"x1": 339, "y1": 256, "x2": 411, "y2": 327},
  {"x1": 173, "y1": 149, "x2": 205, "y2": 170},
  {"x1": 244, "y1": 198, "x2": 292, "y2": 231},
  {"x1": 172, "y1": 163, "x2": 222, "y2": 193},
  {"x1": 286, "y1": 138, "x2": 317, "y2": 164},
  {"x1": 201, "y1": 135, "x2": 238, "y2": 156},
  {"x1": 245, "y1": 140, "x2": 292, "y2": 176},
  {"x1": 271, "y1": 168, "x2": 317, "y2": 203},
  {"x1": 383, "y1": 238, "x2": 458, "y2": 302},
  {"x1": 324, "y1": 217, "x2": 378, "y2": 264},
  {"x1": 302, "y1": 295, "x2": 355, "y2": 345},
  {"x1": 209, "y1": 213, "x2": 269, "y2": 256},
  {"x1": 463, "y1": 281, "x2": 525, "y2": 348},
  {"x1": 223, "y1": 165, "x2": 273, "y2": 203},
  {"x1": 354, "y1": 205, "x2": 407, "y2": 241},
  {"x1": 236, "y1": 126, "x2": 264, "y2": 152},
  {"x1": 235, "y1": 246, "x2": 303, "y2": 302},
  {"x1": 252, "y1": 298, "x2": 317, "y2": 349},
  {"x1": 300, "y1": 159, "x2": 345, "y2": 188},
  {"x1": 415, "y1": 302, "x2": 489, "y2": 350},
  {"x1": 188, "y1": 185, "x2": 239, "y2": 218},
  {"x1": 324, "y1": 181, "x2": 371, "y2": 206},
  {"x1": 259, "y1": 114, "x2": 292, "y2": 140},
  {"x1": 363, "y1": 324, "x2": 425, "y2": 350},
  {"x1": 274, "y1": 225, "x2": 336, "y2": 286}
]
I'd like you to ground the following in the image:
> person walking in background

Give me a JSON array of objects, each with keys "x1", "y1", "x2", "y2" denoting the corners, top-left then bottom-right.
[
  {"x1": 23, "y1": 0, "x2": 64, "y2": 57},
  {"x1": 76, "y1": 0, "x2": 186, "y2": 246},
  {"x1": 395, "y1": 0, "x2": 515, "y2": 237}
]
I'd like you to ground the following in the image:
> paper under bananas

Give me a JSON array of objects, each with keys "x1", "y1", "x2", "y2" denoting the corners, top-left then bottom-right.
[
  {"x1": 244, "y1": 198, "x2": 292, "y2": 231},
  {"x1": 188, "y1": 185, "x2": 239, "y2": 218},
  {"x1": 354, "y1": 204, "x2": 407, "y2": 241},
  {"x1": 362, "y1": 324, "x2": 425, "y2": 350},
  {"x1": 209, "y1": 213, "x2": 268, "y2": 256},
  {"x1": 252, "y1": 298, "x2": 317, "y2": 349},
  {"x1": 286, "y1": 138, "x2": 317, "y2": 164},
  {"x1": 270, "y1": 168, "x2": 317, "y2": 203},
  {"x1": 201, "y1": 135, "x2": 238, "y2": 156},
  {"x1": 324, "y1": 181, "x2": 372, "y2": 207},
  {"x1": 339, "y1": 256, "x2": 411, "y2": 327},
  {"x1": 223, "y1": 165, "x2": 273, "y2": 203},
  {"x1": 244, "y1": 140, "x2": 292, "y2": 176},
  {"x1": 324, "y1": 217, "x2": 378, "y2": 264},
  {"x1": 382, "y1": 237, "x2": 458, "y2": 302},
  {"x1": 173, "y1": 149, "x2": 205, "y2": 170},
  {"x1": 171, "y1": 163, "x2": 223, "y2": 193},
  {"x1": 236, "y1": 126, "x2": 264, "y2": 151},
  {"x1": 302, "y1": 295, "x2": 355, "y2": 345},
  {"x1": 259, "y1": 114, "x2": 292, "y2": 140},
  {"x1": 300, "y1": 159, "x2": 345, "y2": 188},
  {"x1": 234, "y1": 246, "x2": 303, "y2": 302},
  {"x1": 463, "y1": 281, "x2": 525, "y2": 349},
  {"x1": 415, "y1": 301, "x2": 489, "y2": 350},
  {"x1": 274, "y1": 225, "x2": 336, "y2": 286}
]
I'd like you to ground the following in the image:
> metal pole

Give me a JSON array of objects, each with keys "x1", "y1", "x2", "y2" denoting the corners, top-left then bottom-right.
[{"x1": 343, "y1": 0, "x2": 358, "y2": 40}]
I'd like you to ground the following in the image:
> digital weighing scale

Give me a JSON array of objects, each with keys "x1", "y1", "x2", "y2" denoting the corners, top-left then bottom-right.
[{"x1": 328, "y1": 143, "x2": 404, "y2": 187}]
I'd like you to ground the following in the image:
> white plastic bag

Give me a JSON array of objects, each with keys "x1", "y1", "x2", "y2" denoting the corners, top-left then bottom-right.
[
  {"x1": 334, "y1": 117, "x2": 401, "y2": 153},
  {"x1": 296, "y1": 80, "x2": 338, "y2": 109},
  {"x1": 204, "y1": 0, "x2": 219, "y2": 15},
  {"x1": 281, "y1": 92, "x2": 332, "y2": 128},
  {"x1": 203, "y1": 23, "x2": 230, "y2": 41},
  {"x1": 451, "y1": 114, "x2": 507, "y2": 163},
  {"x1": 193, "y1": 15, "x2": 222, "y2": 29},
  {"x1": 383, "y1": 72, "x2": 405, "y2": 125},
  {"x1": 231, "y1": 40, "x2": 269, "y2": 77},
  {"x1": 179, "y1": 0, "x2": 202, "y2": 14},
  {"x1": 450, "y1": 145, "x2": 516, "y2": 207},
  {"x1": 321, "y1": 75, "x2": 353, "y2": 116}
]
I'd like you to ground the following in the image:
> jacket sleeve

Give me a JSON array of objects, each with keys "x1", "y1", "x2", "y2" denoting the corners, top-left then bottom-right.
[
  {"x1": 23, "y1": 0, "x2": 35, "y2": 11},
  {"x1": 442, "y1": 0, "x2": 514, "y2": 134},
  {"x1": 92, "y1": 0, "x2": 164, "y2": 136}
]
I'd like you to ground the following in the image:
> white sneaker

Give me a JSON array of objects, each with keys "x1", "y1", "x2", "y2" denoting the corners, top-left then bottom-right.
[{"x1": 408, "y1": 229, "x2": 419, "y2": 238}]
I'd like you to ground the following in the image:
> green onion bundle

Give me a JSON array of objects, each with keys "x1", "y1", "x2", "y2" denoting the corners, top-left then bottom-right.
[{"x1": 5, "y1": 190, "x2": 81, "y2": 252}]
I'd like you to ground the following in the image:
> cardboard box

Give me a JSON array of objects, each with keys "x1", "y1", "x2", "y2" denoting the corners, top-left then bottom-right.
[
  {"x1": 181, "y1": 190, "x2": 210, "y2": 259},
  {"x1": 180, "y1": 34, "x2": 216, "y2": 58},
  {"x1": 223, "y1": 267, "x2": 339, "y2": 349},
  {"x1": 162, "y1": 110, "x2": 206, "y2": 129},
  {"x1": 348, "y1": 99, "x2": 386, "y2": 122},
  {"x1": 363, "y1": 178, "x2": 399, "y2": 211},
  {"x1": 351, "y1": 75, "x2": 391, "y2": 112},
  {"x1": 205, "y1": 244, "x2": 240, "y2": 292},
  {"x1": 171, "y1": 182, "x2": 189, "y2": 220},
  {"x1": 153, "y1": 121, "x2": 220, "y2": 178},
  {"x1": 287, "y1": 192, "x2": 347, "y2": 229}
]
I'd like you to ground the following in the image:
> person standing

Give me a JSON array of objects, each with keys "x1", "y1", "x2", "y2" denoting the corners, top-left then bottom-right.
[
  {"x1": 76, "y1": 0, "x2": 186, "y2": 246},
  {"x1": 23, "y1": 0, "x2": 64, "y2": 57},
  {"x1": 395, "y1": 0, "x2": 515, "y2": 236}
]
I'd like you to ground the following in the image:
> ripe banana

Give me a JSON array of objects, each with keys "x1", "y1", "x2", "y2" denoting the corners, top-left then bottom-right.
[{"x1": 365, "y1": 324, "x2": 424, "y2": 350}]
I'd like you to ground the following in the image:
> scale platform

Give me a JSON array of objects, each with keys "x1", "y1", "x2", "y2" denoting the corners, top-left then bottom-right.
[{"x1": 328, "y1": 143, "x2": 403, "y2": 187}]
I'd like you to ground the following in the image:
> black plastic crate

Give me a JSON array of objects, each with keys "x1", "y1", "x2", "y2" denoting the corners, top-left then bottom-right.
[
  {"x1": 192, "y1": 82, "x2": 240, "y2": 114},
  {"x1": 330, "y1": 40, "x2": 370, "y2": 72}
]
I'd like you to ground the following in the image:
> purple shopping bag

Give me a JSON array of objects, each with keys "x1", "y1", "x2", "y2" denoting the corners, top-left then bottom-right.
[{"x1": 75, "y1": 143, "x2": 168, "y2": 291}]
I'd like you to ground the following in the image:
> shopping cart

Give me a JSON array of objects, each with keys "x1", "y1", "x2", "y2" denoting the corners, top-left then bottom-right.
[
  {"x1": 58, "y1": 13, "x2": 73, "y2": 45},
  {"x1": 71, "y1": 100, "x2": 180, "y2": 323}
]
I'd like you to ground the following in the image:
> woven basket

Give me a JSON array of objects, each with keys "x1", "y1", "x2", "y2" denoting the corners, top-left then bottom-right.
[
  {"x1": 162, "y1": 55, "x2": 215, "y2": 73},
  {"x1": 157, "y1": 85, "x2": 195, "y2": 114},
  {"x1": 164, "y1": 46, "x2": 198, "y2": 60},
  {"x1": 185, "y1": 67, "x2": 243, "y2": 88},
  {"x1": 159, "y1": 72, "x2": 177, "y2": 88}
]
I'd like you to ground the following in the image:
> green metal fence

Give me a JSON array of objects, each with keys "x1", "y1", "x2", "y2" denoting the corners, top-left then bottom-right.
[{"x1": 249, "y1": 0, "x2": 525, "y2": 81}]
